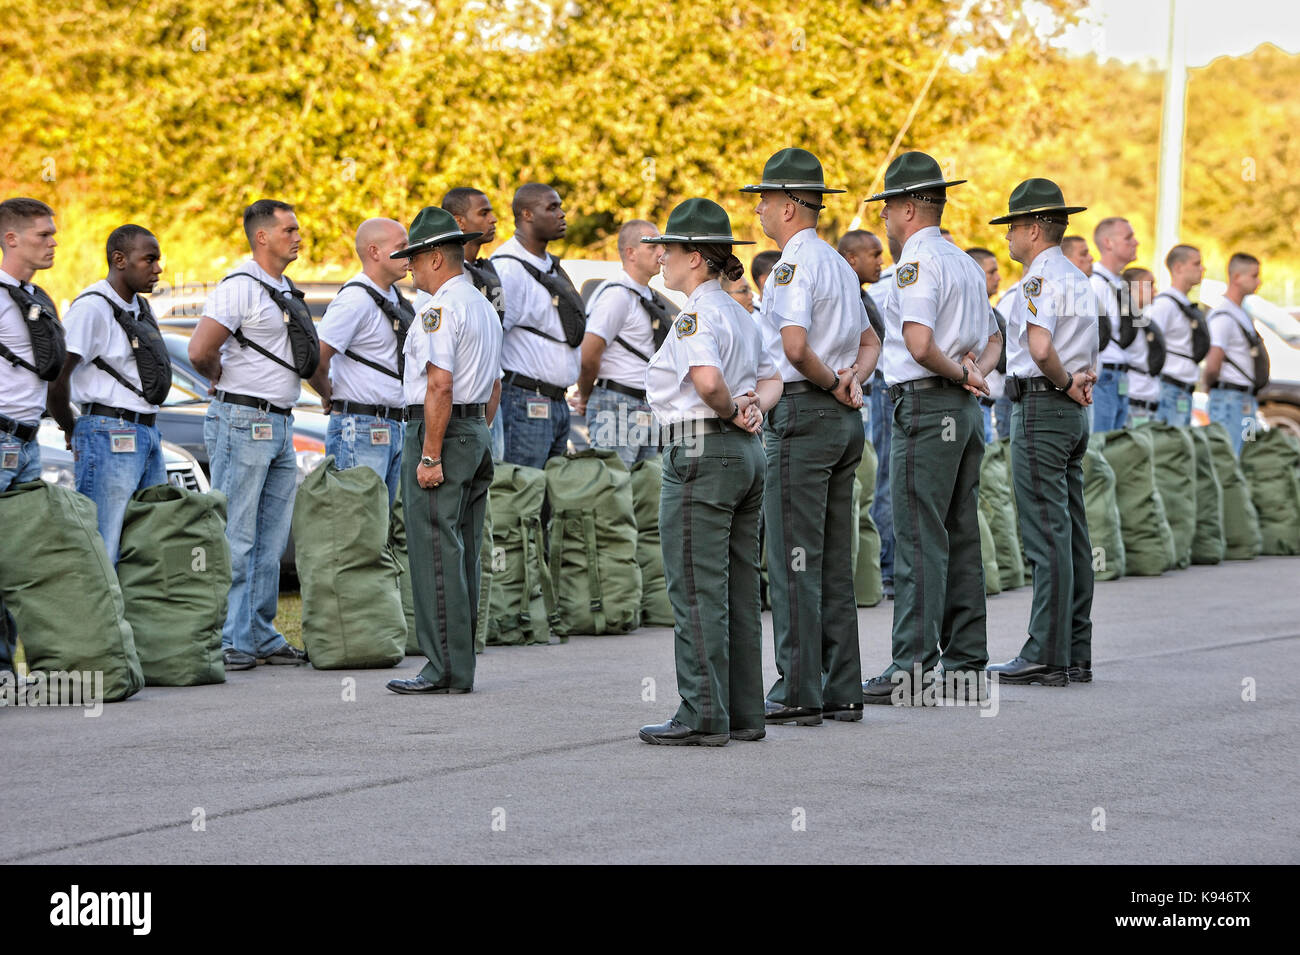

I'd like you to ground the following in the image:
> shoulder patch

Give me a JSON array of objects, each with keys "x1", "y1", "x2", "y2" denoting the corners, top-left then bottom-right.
[
  {"x1": 421, "y1": 307, "x2": 442, "y2": 332},
  {"x1": 1022, "y1": 277, "x2": 1042, "y2": 298},
  {"x1": 773, "y1": 263, "x2": 796, "y2": 286},
  {"x1": 675, "y1": 312, "x2": 698, "y2": 338},
  {"x1": 896, "y1": 262, "x2": 919, "y2": 288}
]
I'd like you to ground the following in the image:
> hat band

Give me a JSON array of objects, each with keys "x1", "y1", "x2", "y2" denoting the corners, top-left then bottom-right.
[{"x1": 784, "y1": 189, "x2": 825, "y2": 212}]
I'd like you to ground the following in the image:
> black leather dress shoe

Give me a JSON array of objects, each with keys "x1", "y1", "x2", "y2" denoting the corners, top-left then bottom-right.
[
  {"x1": 1068, "y1": 661, "x2": 1092, "y2": 683},
  {"x1": 260, "y1": 644, "x2": 308, "y2": 665},
  {"x1": 986, "y1": 656, "x2": 1069, "y2": 686},
  {"x1": 386, "y1": 675, "x2": 472, "y2": 695},
  {"x1": 861, "y1": 673, "x2": 928, "y2": 705},
  {"x1": 222, "y1": 648, "x2": 257, "y2": 671},
  {"x1": 935, "y1": 668, "x2": 988, "y2": 703},
  {"x1": 729, "y1": 727, "x2": 766, "y2": 741},
  {"x1": 638, "y1": 719, "x2": 728, "y2": 746},
  {"x1": 764, "y1": 700, "x2": 822, "y2": 725},
  {"x1": 823, "y1": 702, "x2": 864, "y2": 722}
]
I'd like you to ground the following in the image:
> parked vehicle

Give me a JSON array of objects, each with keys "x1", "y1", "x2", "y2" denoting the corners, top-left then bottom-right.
[{"x1": 38, "y1": 419, "x2": 208, "y2": 493}]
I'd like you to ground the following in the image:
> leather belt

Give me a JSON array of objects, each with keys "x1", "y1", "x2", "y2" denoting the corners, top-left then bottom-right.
[
  {"x1": 333, "y1": 400, "x2": 404, "y2": 422},
  {"x1": 503, "y1": 371, "x2": 566, "y2": 401},
  {"x1": 0, "y1": 413, "x2": 38, "y2": 443},
  {"x1": 887, "y1": 376, "x2": 963, "y2": 403},
  {"x1": 215, "y1": 390, "x2": 293, "y2": 416},
  {"x1": 593, "y1": 377, "x2": 647, "y2": 401},
  {"x1": 1102, "y1": 362, "x2": 1128, "y2": 371},
  {"x1": 1214, "y1": 382, "x2": 1251, "y2": 394},
  {"x1": 1159, "y1": 374, "x2": 1196, "y2": 394},
  {"x1": 979, "y1": 396, "x2": 995, "y2": 408},
  {"x1": 782, "y1": 380, "x2": 831, "y2": 396},
  {"x1": 1129, "y1": 398, "x2": 1160, "y2": 413},
  {"x1": 665, "y1": 417, "x2": 748, "y2": 445},
  {"x1": 405, "y1": 403, "x2": 487, "y2": 421},
  {"x1": 84, "y1": 403, "x2": 156, "y2": 426},
  {"x1": 1007, "y1": 376, "x2": 1058, "y2": 402}
]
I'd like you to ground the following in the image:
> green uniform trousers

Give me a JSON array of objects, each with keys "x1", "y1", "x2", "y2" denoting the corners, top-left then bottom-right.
[
  {"x1": 888, "y1": 386, "x2": 987, "y2": 677},
  {"x1": 660, "y1": 430, "x2": 765, "y2": 735},
  {"x1": 764, "y1": 391, "x2": 864, "y2": 708},
  {"x1": 1009, "y1": 390, "x2": 1093, "y2": 667},
  {"x1": 401, "y1": 415, "x2": 493, "y2": 690}
]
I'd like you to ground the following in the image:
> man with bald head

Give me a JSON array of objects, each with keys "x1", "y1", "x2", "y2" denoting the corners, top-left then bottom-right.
[{"x1": 310, "y1": 217, "x2": 412, "y2": 505}]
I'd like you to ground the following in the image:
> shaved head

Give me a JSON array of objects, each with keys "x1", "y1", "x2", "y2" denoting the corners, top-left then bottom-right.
[
  {"x1": 618, "y1": 219, "x2": 657, "y2": 254},
  {"x1": 837, "y1": 230, "x2": 881, "y2": 256},
  {"x1": 513, "y1": 182, "x2": 558, "y2": 218},
  {"x1": 355, "y1": 217, "x2": 406, "y2": 258}
]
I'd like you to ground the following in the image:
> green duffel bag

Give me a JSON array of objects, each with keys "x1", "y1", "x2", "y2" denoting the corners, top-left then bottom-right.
[
  {"x1": 629, "y1": 458, "x2": 674, "y2": 627},
  {"x1": 474, "y1": 499, "x2": 494, "y2": 653},
  {"x1": 389, "y1": 482, "x2": 419, "y2": 654},
  {"x1": 291, "y1": 458, "x2": 405, "y2": 669},
  {"x1": 998, "y1": 436, "x2": 1027, "y2": 568},
  {"x1": 1204, "y1": 423, "x2": 1262, "y2": 561},
  {"x1": 979, "y1": 506, "x2": 1002, "y2": 596},
  {"x1": 979, "y1": 438, "x2": 1025, "y2": 591},
  {"x1": 1188, "y1": 426, "x2": 1225, "y2": 565},
  {"x1": 1139, "y1": 421, "x2": 1196, "y2": 570},
  {"x1": 1102, "y1": 428, "x2": 1174, "y2": 576},
  {"x1": 1082, "y1": 436, "x2": 1126, "y2": 580},
  {"x1": 0, "y1": 481, "x2": 143, "y2": 702},
  {"x1": 546, "y1": 449, "x2": 642, "y2": 636},
  {"x1": 853, "y1": 443, "x2": 883, "y2": 607},
  {"x1": 487, "y1": 463, "x2": 552, "y2": 646},
  {"x1": 117, "y1": 485, "x2": 229, "y2": 686},
  {"x1": 1241, "y1": 428, "x2": 1300, "y2": 555}
]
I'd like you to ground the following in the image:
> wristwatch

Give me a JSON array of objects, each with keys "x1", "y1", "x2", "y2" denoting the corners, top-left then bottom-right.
[
  {"x1": 420, "y1": 455, "x2": 441, "y2": 468},
  {"x1": 1059, "y1": 372, "x2": 1074, "y2": 391},
  {"x1": 956, "y1": 365, "x2": 969, "y2": 386}
]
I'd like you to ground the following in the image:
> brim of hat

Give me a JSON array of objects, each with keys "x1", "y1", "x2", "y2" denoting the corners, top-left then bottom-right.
[
  {"x1": 641, "y1": 233, "x2": 757, "y2": 246},
  {"x1": 739, "y1": 182, "x2": 847, "y2": 194},
  {"x1": 389, "y1": 230, "x2": 484, "y2": 258},
  {"x1": 987, "y1": 205, "x2": 1087, "y2": 225},
  {"x1": 864, "y1": 178, "x2": 967, "y2": 202}
]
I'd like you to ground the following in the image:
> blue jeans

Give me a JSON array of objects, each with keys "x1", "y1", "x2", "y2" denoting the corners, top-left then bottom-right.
[
  {"x1": 489, "y1": 412, "x2": 505, "y2": 463},
  {"x1": 1208, "y1": 388, "x2": 1258, "y2": 455},
  {"x1": 501, "y1": 380, "x2": 570, "y2": 469},
  {"x1": 1092, "y1": 367, "x2": 1129, "y2": 432},
  {"x1": 72, "y1": 414, "x2": 167, "y2": 564},
  {"x1": 586, "y1": 385, "x2": 658, "y2": 469},
  {"x1": 1156, "y1": 379, "x2": 1194, "y2": 427},
  {"x1": 326, "y1": 412, "x2": 403, "y2": 508},
  {"x1": 993, "y1": 395, "x2": 1013, "y2": 441},
  {"x1": 204, "y1": 399, "x2": 297, "y2": 657},
  {"x1": 867, "y1": 372, "x2": 894, "y2": 583},
  {"x1": 0, "y1": 430, "x2": 41, "y2": 671},
  {"x1": 981, "y1": 403, "x2": 995, "y2": 443}
]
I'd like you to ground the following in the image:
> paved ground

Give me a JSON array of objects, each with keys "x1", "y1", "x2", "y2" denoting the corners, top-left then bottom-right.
[{"x1": 3, "y1": 558, "x2": 1297, "y2": 864}]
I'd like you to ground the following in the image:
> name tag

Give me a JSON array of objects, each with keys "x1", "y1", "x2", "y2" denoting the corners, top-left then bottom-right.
[
  {"x1": 110, "y1": 430, "x2": 137, "y2": 454},
  {"x1": 1116, "y1": 376, "x2": 1129, "y2": 397},
  {"x1": 251, "y1": 422, "x2": 274, "y2": 441},
  {"x1": 1, "y1": 444, "x2": 19, "y2": 470},
  {"x1": 370, "y1": 425, "x2": 391, "y2": 446},
  {"x1": 635, "y1": 410, "x2": 653, "y2": 429},
  {"x1": 1177, "y1": 396, "x2": 1190, "y2": 414},
  {"x1": 527, "y1": 398, "x2": 550, "y2": 420}
]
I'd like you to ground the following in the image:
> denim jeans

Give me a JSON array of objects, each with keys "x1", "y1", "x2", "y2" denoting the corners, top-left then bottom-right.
[
  {"x1": 1156, "y1": 379, "x2": 1194, "y2": 428},
  {"x1": 981, "y1": 403, "x2": 995, "y2": 443},
  {"x1": 586, "y1": 385, "x2": 658, "y2": 469},
  {"x1": 0, "y1": 431, "x2": 41, "y2": 672},
  {"x1": 1208, "y1": 388, "x2": 1259, "y2": 455},
  {"x1": 501, "y1": 380, "x2": 570, "y2": 469},
  {"x1": 867, "y1": 372, "x2": 894, "y2": 583},
  {"x1": 203, "y1": 399, "x2": 297, "y2": 656},
  {"x1": 1092, "y1": 367, "x2": 1129, "y2": 432},
  {"x1": 489, "y1": 412, "x2": 505, "y2": 463},
  {"x1": 993, "y1": 395, "x2": 1013, "y2": 441},
  {"x1": 72, "y1": 414, "x2": 167, "y2": 564},
  {"x1": 326, "y1": 412, "x2": 403, "y2": 508}
]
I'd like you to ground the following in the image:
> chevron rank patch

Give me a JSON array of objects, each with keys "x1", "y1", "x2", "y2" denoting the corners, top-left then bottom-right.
[
  {"x1": 896, "y1": 262, "x2": 919, "y2": 287},
  {"x1": 1022, "y1": 277, "x2": 1041, "y2": 316},
  {"x1": 422, "y1": 307, "x2": 441, "y2": 332},
  {"x1": 675, "y1": 312, "x2": 698, "y2": 338},
  {"x1": 773, "y1": 263, "x2": 796, "y2": 286}
]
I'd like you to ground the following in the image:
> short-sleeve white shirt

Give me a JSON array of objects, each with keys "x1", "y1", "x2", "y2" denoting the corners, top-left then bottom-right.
[
  {"x1": 584, "y1": 269, "x2": 657, "y2": 388},
  {"x1": 0, "y1": 270, "x2": 48, "y2": 423},
  {"x1": 64, "y1": 279, "x2": 158, "y2": 413},
  {"x1": 202, "y1": 259, "x2": 300, "y2": 407},
  {"x1": 492, "y1": 236, "x2": 578, "y2": 388},
  {"x1": 317, "y1": 271, "x2": 406, "y2": 408},
  {"x1": 1004, "y1": 245, "x2": 1099, "y2": 379},
  {"x1": 1208, "y1": 298, "x2": 1257, "y2": 389},
  {"x1": 404, "y1": 273, "x2": 504, "y2": 406}
]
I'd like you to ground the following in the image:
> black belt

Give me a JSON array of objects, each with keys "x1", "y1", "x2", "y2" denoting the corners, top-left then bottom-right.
[
  {"x1": 1007, "y1": 376, "x2": 1058, "y2": 402},
  {"x1": 0, "y1": 413, "x2": 37, "y2": 443},
  {"x1": 84, "y1": 403, "x2": 157, "y2": 426},
  {"x1": 1214, "y1": 382, "x2": 1251, "y2": 394},
  {"x1": 333, "y1": 400, "x2": 404, "y2": 422},
  {"x1": 782, "y1": 380, "x2": 831, "y2": 397},
  {"x1": 887, "y1": 376, "x2": 964, "y2": 403},
  {"x1": 502, "y1": 371, "x2": 566, "y2": 401},
  {"x1": 665, "y1": 417, "x2": 748, "y2": 445},
  {"x1": 405, "y1": 403, "x2": 487, "y2": 421},
  {"x1": 1159, "y1": 374, "x2": 1195, "y2": 393},
  {"x1": 215, "y1": 390, "x2": 293, "y2": 416},
  {"x1": 1102, "y1": 362, "x2": 1128, "y2": 371},
  {"x1": 979, "y1": 396, "x2": 995, "y2": 408},
  {"x1": 1129, "y1": 398, "x2": 1160, "y2": 413},
  {"x1": 593, "y1": 378, "x2": 647, "y2": 401}
]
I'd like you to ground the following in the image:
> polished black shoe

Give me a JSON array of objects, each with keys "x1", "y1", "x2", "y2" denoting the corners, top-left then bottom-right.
[
  {"x1": 823, "y1": 702, "x2": 864, "y2": 722},
  {"x1": 1068, "y1": 661, "x2": 1093, "y2": 683},
  {"x1": 639, "y1": 719, "x2": 728, "y2": 746},
  {"x1": 729, "y1": 727, "x2": 766, "y2": 742},
  {"x1": 260, "y1": 644, "x2": 309, "y2": 665},
  {"x1": 764, "y1": 700, "x2": 823, "y2": 725},
  {"x1": 222, "y1": 647, "x2": 257, "y2": 671},
  {"x1": 862, "y1": 673, "x2": 930, "y2": 706},
  {"x1": 883, "y1": 578, "x2": 895, "y2": 600},
  {"x1": 935, "y1": 668, "x2": 988, "y2": 703},
  {"x1": 387, "y1": 675, "x2": 472, "y2": 695},
  {"x1": 986, "y1": 656, "x2": 1069, "y2": 686}
]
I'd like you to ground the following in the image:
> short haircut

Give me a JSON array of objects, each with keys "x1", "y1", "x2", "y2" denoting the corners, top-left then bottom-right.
[
  {"x1": 964, "y1": 246, "x2": 996, "y2": 265},
  {"x1": 1121, "y1": 267, "x2": 1153, "y2": 282},
  {"x1": 617, "y1": 219, "x2": 656, "y2": 255},
  {"x1": 442, "y1": 187, "x2": 486, "y2": 218},
  {"x1": 0, "y1": 197, "x2": 55, "y2": 236},
  {"x1": 436, "y1": 241, "x2": 465, "y2": 264},
  {"x1": 1228, "y1": 252, "x2": 1259, "y2": 276},
  {"x1": 512, "y1": 182, "x2": 557, "y2": 219},
  {"x1": 1061, "y1": 235, "x2": 1088, "y2": 256},
  {"x1": 1165, "y1": 244, "x2": 1200, "y2": 271},
  {"x1": 106, "y1": 224, "x2": 155, "y2": 265},
  {"x1": 751, "y1": 250, "x2": 781, "y2": 281},
  {"x1": 243, "y1": 199, "x2": 294, "y2": 245},
  {"x1": 1040, "y1": 220, "x2": 1067, "y2": 245},
  {"x1": 837, "y1": 230, "x2": 881, "y2": 255},
  {"x1": 905, "y1": 189, "x2": 946, "y2": 225},
  {"x1": 1093, "y1": 216, "x2": 1128, "y2": 247}
]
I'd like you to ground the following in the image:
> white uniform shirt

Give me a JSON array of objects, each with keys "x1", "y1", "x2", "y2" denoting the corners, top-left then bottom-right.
[
  {"x1": 1148, "y1": 288, "x2": 1199, "y2": 386},
  {"x1": 1005, "y1": 245, "x2": 1098, "y2": 379},
  {"x1": 1126, "y1": 309, "x2": 1161, "y2": 405},
  {"x1": 202, "y1": 259, "x2": 300, "y2": 407},
  {"x1": 760, "y1": 227, "x2": 869, "y2": 383},
  {"x1": 63, "y1": 279, "x2": 158, "y2": 414},
  {"x1": 646, "y1": 279, "x2": 776, "y2": 427},
  {"x1": 880, "y1": 226, "x2": 991, "y2": 386},
  {"x1": 317, "y1": 272, "x2": 406, "y2": 408},
  {"x1": 990, "y1": 289, "x2": 1022, "y2": 402},
  {"x1": 0, "y1": 270, "x2": 49, "y2": 423},
  {"x1": 585, "y1": 269, "x2": 657, "y2": 388},
  {"x1": 1090, "y1": 264, "x2": 1130, "y2": 367},
  {"x1": 1208, "y1": 298, "x2": 1258, "y2": 389},
  {"x1": 492, "y1": 236, "x2": 579, "y2": 388},
  {"x1": 404, "y1": 273, "x2": 504, "y2": 406}
]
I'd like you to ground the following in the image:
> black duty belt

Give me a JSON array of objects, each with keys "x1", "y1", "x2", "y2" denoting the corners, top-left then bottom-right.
[
  {"x1": 405, "y1": 403, "x2": 487, "y2": 421},
  {"x1": 1214, "y1": 382, "x2": 1251, "y2": 394},
  {"x1": 1159, "y1": 374, "x2": 1196, "y2": 394},
  {"x1": 979, "y1": 396, "x2": 995, "y2": 408},
  {"x1": 665, "y1": 417, "x2": 748, "y2": 445},
  {"x1": 782, "y1": 380, "x2": 830, "y2": 397},
  {"x1": 1007, "y1": 376, "x2": 1059, "y2": 402},
  {"x1": 502, "y1": 371, "x2": 566, "y2": 401},
  {"x1": 887, "y1": 376, "x2": 964, "y2": 403},
  {"x1": 333, "y1": 400, "x2": 404, "y2": 422},
  {"x1": 1102, "y1": 362, "x2": 1128, "y2": 372},
  {"x1": 0, "y1": 413, "x2": 38, "y2": 442},
  {"x1": 1129, "y1": 399, "x2": 1160, "y2": 413},
  {"x1": 593, "y1": 377, "x2": 646, "y2": 401},
  {"x1": 84, "y1": 403, "x2": 156, "y2": 426},
  {"x1": 215, "y1": 390, "x2": 293, "y2": 416}
]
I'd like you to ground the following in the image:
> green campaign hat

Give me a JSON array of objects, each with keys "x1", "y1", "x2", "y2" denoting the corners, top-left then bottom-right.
[
  {"x1": 641, "y1": 198, "x2": 755, "y2": 245},
  {"x1": 988, "y1": 178, "x2": 1087, "y2": 224},
  {"x1": 740, "y1": 147, "x2": 846, "y2": 195},
  {"x1": 389, "y1": 206, "x2": 482, "y2": 258},
  {"x1": 864, "y1": 151, "x2": 966, "y2": 202}
]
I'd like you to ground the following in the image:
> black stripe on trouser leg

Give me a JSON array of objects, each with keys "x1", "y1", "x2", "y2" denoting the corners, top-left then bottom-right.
[
  {"x1": 778, "y1": 399, "x2": 800, "y2": 701},
  {"x1": 907, "y1": 391, "x2": 926, "y2": 675},
  {"x1": 1023, "y1": 398, "x2": 1062, "y2": 664},
  {"x1": 681, "y1": 450, "x2": 711, "y2": 727},
  {"x1": 425, "y1": 423, "x2": 452, "y2": 680}
]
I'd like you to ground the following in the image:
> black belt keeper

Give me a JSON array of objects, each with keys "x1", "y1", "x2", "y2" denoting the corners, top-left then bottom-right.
[
  {"x1": 665, "y1": 417, "x2": 747, "y2": 445},
  {"x1": 593, "y1": 377, "x2": 647, "y2": 401},
  {"x1": 215, "y1": 390, "x2": 293, "y2": 416},
  {"x1": 405, "y1": 403, "x2": 487, "y2": 421},
  {"x1": 502, "y1": 371, "x2": 566, "y2": 401},
  {"x1": 887, "y1": 375, "x2": 962, "y2": 403},
  {"x1": 1214, "y1": 381, "x2": 1251, "y2": 394},
  {"x1": 84, "y1": 403, "x2": 156, "y2": 426},
  {"x1": 333, "y1": 400, "x2": 404, "y2": 422},
  {"x1": 1102, "y1": 362, "x2": 1128, "y2": 371},
  {"x1": 1158, "y1": 374, "x2": 1195, "y2": 394},
  {"x1": 0, "y1": 414, "x2": 38, "y2": 442}
]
